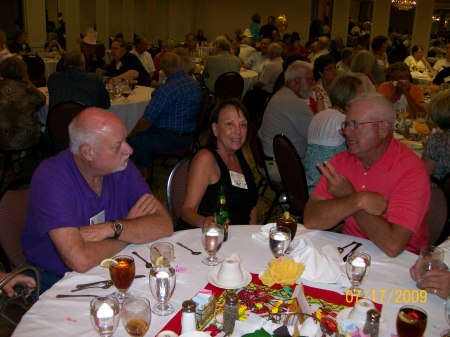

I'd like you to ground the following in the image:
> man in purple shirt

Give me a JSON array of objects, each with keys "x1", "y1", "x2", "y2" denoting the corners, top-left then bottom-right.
[{"x1": 21, "y1": 108, "x2": 173, "y2": 291}]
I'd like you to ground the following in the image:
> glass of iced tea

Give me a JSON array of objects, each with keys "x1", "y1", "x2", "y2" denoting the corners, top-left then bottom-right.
[
  {"x1": 109, "y1": 255, "x2": 135, "y2": 300},
  {"x1": 396, "y1": 305, "x2": 427, "y2": 337},
  {"x1": 277, "y1": 211, "x2": 298, "y2": 238},
  {"x1": 121, "y1": 296, "x2": 151, "y2": 337}
]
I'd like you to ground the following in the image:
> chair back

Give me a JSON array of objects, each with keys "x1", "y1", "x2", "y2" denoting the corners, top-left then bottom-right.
[
  {"x1": 273, "y1": 134, "x2": 309, "y2": 217},
  {"x1": 214, "y1": 71, "x2": 244, "y2": 101},
  {"x1": 194, "y1": 72, "x2": 206, "y2": 88},
  {"x1": 0, "y1": 176, "x2": 31, "y2": 271},
  {"x1": 248, "y1": 128, "x2": 270, "y2": 184},
  {"x1": 192, "y1": 87, "x2": 211, "y2": 152},
  {"x1": 46, "y1": 101, "x2": 86, "y2": 151},
  {"x1": 428, "y1": 183, "x2": 449, "y2": 246},
  {"x1": 22, "y1": 54, "x2": 46, "y2": 87},
  {"x1": 166, "y1": 156, "x2": 191, "y2": 226}
]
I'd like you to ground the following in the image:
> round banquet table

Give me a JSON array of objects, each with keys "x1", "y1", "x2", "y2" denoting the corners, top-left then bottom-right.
[
  {"x1": 240, "y1": 69, "x2": 258, "y2": 97},
  {"x1": 37, "y1": 86, "x2": 153, "y2": 133},
  {"x1": 43, "y1": 58, "x2": 59, "y2": 81},
  {"x1": 11, "y1": 225, "x2": 447, "y2": 337}
]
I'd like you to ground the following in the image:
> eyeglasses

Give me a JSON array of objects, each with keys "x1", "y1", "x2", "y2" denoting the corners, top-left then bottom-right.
[{"x1": 341, "y1": 120, "x2": 386, "y2": 131}]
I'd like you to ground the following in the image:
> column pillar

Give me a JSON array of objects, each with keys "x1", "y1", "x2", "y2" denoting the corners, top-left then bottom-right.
[
  {"x1": 371, "y1": 0, "x2": 391, "y2": 39},
  {"x1": 62, "y1": 0, "x2": 80, "y2": 51},
  {"x1": 331, "y1": 0, "x2": 351, "y2": 40},
  {"x1": 23, "y1": 0, "x2": 46, "y2": 50},
  {"x1": 411, "y1": 0, "x2": 435, "y2": 53},
  {"x1": 96, "y1": 0, "x2": 110, "y2": 46}
]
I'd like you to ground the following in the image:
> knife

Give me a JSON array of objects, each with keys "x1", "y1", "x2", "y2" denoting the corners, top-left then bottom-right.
[
  {"x1": 75, "y1": 274, "x2": 146, "y2": 289},
  {"x1": 56, "y1": 294, "x2": 99, "y2": 298},
  {"x1": 343, "y1": 242, "x2": 362, "y2": 262}
]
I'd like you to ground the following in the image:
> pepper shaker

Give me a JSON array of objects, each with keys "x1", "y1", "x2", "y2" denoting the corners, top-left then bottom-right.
[
  {"x1": 223, "y1": 293, "x2": 239, "y2": 335},
  {"x1": 362, "y1": 308, "x2": 380, "y2": 337}
]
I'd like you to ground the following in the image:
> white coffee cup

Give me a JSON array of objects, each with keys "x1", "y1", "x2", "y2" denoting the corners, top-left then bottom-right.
[
  {"x1": 348, "y1": 299, "x2": 376, "y2": 328},
  {"x1": 217, "y1": 254, "x2": 243, "y2": 286}
]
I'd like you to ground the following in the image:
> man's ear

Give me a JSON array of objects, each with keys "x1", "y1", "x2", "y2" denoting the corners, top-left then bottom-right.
[
  {"x1": 79, "y1": 144, "x2": 93, "y2": 161},
  {"x1": 378, "y1": 121, "x2": 391, "y2": 137}
]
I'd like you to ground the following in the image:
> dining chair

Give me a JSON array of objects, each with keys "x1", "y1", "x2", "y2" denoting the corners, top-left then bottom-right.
[
  {"x1": 46, "y1": 101, "x2": 86, "y2": 153},
  {"x1": 22, "y1": 54, "x2": 46, "y2": 87},
  {"x1": 273, "y1": 134, "x2": 309, "y2": 221},
  {"x1": 166, "y1": 156, "x2": 191, "y2": 229},
  {"x1": 214, "y1": 71, "x2": 244, "y2": 102},
  {"x1": 0, "y1": 144, "x2": 39, "y2": 190},
  {"x1": 247, "y1": 128, "x2": 285, "y2": 223},
  {"x1": 0, "y1": 176, "x2": 31, "y2": 272},
  {"x1": 429, "y1": 175, "x2": 450, "y2": 245}
]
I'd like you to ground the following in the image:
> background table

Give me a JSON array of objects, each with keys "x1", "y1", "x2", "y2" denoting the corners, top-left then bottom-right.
[
  {"x1": 11, "y1": 225, "x2": 447, "y2": 337},
  {"x1": 240, "y1": 68, "x2": 258, "y2": 97},
  {"x1": 37, "y1": 86, "x2": 153, "y2": 133},
  {"x1": 43, "y1": 58, "x2": 59, "y2": 81}
]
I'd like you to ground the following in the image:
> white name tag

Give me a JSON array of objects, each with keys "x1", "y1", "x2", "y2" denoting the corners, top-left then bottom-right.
[
  {"x1": 90, "y1": 210, "x2": 105, "y2": 225},
  {"x1": 229, "y1": 171, "x2": 248, "y2": 189}
]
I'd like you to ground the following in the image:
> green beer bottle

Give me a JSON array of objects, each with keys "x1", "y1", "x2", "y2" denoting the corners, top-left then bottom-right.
[{"x1": 213, "y1": 185, "x2": 230, "y2": 242}]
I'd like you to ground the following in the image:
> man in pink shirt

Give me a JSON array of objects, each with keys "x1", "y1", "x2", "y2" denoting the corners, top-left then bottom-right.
[{"x1": 304, "y1": 92, "x2": 430, "y2": 257}]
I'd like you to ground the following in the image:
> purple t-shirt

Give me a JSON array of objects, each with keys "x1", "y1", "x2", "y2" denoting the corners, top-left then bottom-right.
[{"x1": 21, "y1": 149, "x2": 150, "y2": 276}]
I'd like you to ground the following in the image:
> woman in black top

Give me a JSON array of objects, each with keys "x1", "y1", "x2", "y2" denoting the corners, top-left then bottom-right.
[{"x1": 181, "y1": 99, "x2": 258, "y2": 229}]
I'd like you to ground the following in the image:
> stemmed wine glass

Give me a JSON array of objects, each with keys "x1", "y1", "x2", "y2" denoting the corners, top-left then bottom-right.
[
  {"x1": 441, "y1": 298, "x2": 450, "y2": 337},
  {"x1": 149, "y1": 265, "x2": 176, "y2": 316},
  {"x1": 269, "y1": 226, "x2": 291, "y2": 258},
  {"x1": 90, "y1": 296, "x2": 121, "y2": 337},
  {"x1": 121, "y1": 81, "x2": 132, "y2": 102},
  {"x1": 201, "y1": 223, "x2": 224, "y2": 266},
  {"x1": 109, "y1": 255, "x2": 135, "y2": 300},
  {"x1": 345, "y1": 251, "x2": 371, "y2": 297},
  {"x1": 121, "y1": 296, "x2": 152, "y2": 337},
  {"x1": 396, "y1": 305, "x2": 427, "y2": 337}
]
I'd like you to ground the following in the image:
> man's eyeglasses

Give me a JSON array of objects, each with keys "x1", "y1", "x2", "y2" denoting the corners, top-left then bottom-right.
[{"x1": 341, "y1": 120, "x2": 386, "y2": 131}]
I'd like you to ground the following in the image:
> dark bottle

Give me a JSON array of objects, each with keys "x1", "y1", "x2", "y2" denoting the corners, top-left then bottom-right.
[{"x1": 213, "y1": 185, "x2": 230, "y2": 242}]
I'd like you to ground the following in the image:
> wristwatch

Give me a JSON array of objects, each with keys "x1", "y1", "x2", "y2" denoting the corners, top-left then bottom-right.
[{"x1": 111, "y1": 221, "x2": 123, "y2": 239}]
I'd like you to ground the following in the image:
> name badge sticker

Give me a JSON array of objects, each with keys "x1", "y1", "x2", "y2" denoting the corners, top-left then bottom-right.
[
  {"x1": 89, "y1": 210, "x2": 105, "y2": 225},
  {"x1": 229, "y1": 171, "x2": 248, "y2": 189}
]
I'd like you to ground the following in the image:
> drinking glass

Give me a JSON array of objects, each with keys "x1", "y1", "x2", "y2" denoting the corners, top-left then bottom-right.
[
  {"x1": 150, "y1": 242, "x2": 174, "y2": 267},
  {"x1": 416, "y1": 246, "x2": 444, "y2": 289},
  {"x1": 121, "y1": 81, "x2": 132, "y2": 102},
  {"x1": 121, "y1": 296, "x2": 151, "y2": 337},
  {"x1": 90, "y1": 296, "x2": 121, "y2": 337},
  {"x1": 201, "y1": 223, "x2": 224, "y2": 266},
  {"x1": 269, "y1": 226, "x2": 291, "y2": 258},
  {"x1": 109, "y1": 255, "x2": 135, "y2": 300},
  {"x1": 396, "y1": 305, "x2": 427, "y2": 337},
  {"x1": 345, "y1": 251, "x2": 371, "y2": 297},
  {"x1": 149, "y1": 265, "x2": 176, "y2": 316}
]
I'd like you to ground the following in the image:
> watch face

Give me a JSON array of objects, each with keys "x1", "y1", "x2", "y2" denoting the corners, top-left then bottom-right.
[{"x1": 114, "y1": 222, "x2": 123, "y2": 232}]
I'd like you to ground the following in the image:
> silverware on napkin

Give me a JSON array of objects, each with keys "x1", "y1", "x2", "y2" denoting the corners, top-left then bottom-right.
[
  {"x1": 75, "y1": 274, "x2": 145, "y2": 289},
  {"x1": 343, "y1": 242, "x2": 362, "y2": 262}
]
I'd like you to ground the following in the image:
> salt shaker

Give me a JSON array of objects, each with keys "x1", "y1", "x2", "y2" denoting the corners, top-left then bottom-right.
[
  {"x1": 181, "y1": 300, "x2": 197, "y2": 334},
  {"x1": 223, "y1": 293, "x2": 239, "y2": 335},
  {"x1": 362, "y1": 308, "x2": 380, "y2": 337}
]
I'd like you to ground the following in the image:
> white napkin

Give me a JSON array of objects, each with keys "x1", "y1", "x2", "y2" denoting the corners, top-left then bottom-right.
[
  {"x1": 252, "y1": 223, "x2": 312, "y2": 243},
  {"x1": 291, "y1": 237, "x2": 350, "y2": 286}
]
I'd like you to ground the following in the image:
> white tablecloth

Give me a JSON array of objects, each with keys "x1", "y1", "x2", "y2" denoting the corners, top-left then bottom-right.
[
  {"x1": 43, "y1": 58, "x2": 59, "y2": 81},
  {"x1": 37, "y1": 86, "x2": 153, "y2": 132},
  {"x1": 240, "y1": 69, "x2": 258, "y2": 97},
  {"x1": 11, "y1": 225, "x2": 446, "y2": 337}
]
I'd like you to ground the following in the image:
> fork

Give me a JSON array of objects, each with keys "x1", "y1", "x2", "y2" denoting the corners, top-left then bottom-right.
[
  {"x1": 337, "y1": 241, "x2": 357, "y2": 254},
  {"x1": 71, "y1": 281, "x2": 113, "y2": 292}
]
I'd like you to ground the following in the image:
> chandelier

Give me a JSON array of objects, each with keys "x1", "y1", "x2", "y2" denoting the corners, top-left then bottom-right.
[{"x1": 392, "y1": 0, "x2": 416, "y2": 10}]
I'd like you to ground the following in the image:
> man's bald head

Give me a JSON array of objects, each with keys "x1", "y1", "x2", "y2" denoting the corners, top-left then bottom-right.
[{"x1": 160, "y1": 52, "x2": 182, "y2": 76}]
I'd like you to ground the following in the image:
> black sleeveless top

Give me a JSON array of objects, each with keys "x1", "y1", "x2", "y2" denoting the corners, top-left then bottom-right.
[{"x1": 196, "y1": 147, "x2": 258, "y2": 224}]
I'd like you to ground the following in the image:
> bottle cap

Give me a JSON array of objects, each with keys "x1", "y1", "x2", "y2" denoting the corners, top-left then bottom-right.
[
  {"x1": 225, "y1": 293, "x2": 238, "y2": 305},
  {"x1": 182, "y1": 300, "x2": 197, "y2": 313}
]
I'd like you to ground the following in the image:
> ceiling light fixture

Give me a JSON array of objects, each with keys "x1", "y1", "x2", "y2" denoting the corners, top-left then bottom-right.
[{"x1": 392, "y1": 0, "x2": 416, "y2": 11}]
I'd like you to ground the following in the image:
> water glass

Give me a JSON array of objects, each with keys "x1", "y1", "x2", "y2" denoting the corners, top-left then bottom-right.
[
  {"x1": 201, "y1": 223, "x2": 224, "y2": 266},
  {"x1": 122, "y1": 296, "x2": 151, "y2": 337},
  {"x1": 269, "y1": 226, "x2": 291, "y2": 257},
  {"x1": 149, "y1": 265, "x2": 176, "y2": 316},
  {"x1": 416, "y1": 246, "x2": 444, "y2": 289},
  {"x1": 90, "y1": 296, "x2": 120, "y2": 337},
  {"x1": 345, "y1": 251, "x2": 371, "y2": 297}
]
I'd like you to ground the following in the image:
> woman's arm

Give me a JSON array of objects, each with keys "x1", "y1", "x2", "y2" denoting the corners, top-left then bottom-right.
[{"x1": 181, "y1": 150, "x2": 219, "y2": 228}]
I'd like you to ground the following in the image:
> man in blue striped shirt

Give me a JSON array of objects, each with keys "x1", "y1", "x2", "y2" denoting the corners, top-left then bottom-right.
[{"x1": 127, "y1": 52, "x2": 202, "y2": 169}]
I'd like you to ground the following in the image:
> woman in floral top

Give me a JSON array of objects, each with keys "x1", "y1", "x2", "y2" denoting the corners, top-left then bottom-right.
[{"x1": 422, "y1": 91, "x2": 450, "y2": 181}]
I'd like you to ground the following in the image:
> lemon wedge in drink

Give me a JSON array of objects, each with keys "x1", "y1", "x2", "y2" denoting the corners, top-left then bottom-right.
[
  {"x1": 100, "y1": 258, "x2": 118, "y2": 268},
  {"x1": 155, "y1": 256, "x2": 165, "y2": 266}
]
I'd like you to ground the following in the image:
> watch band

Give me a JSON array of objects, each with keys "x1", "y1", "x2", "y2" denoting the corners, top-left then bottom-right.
[{"x1": 112, "y1": 221, "x2": 123, "y2": 239}]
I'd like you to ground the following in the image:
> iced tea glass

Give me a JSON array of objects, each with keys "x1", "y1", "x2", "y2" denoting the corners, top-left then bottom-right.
[
  {"x1": 396, "y1": 305, "x2": 427, "y2": 337},
  {"x1": 109, "y1": 255, "x2": 135, "y2": 300},
  {"x1": 121, "y1": 296, "x2": 151, "y2": 337}
]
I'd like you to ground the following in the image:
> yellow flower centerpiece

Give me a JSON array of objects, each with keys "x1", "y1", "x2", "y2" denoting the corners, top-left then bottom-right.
[
  {"x1": 416, "y1": 122, "x2": 430, "y2": 136},
  {"x1": 260, "y1": 256, "x2": 305, "y2": 287}
]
